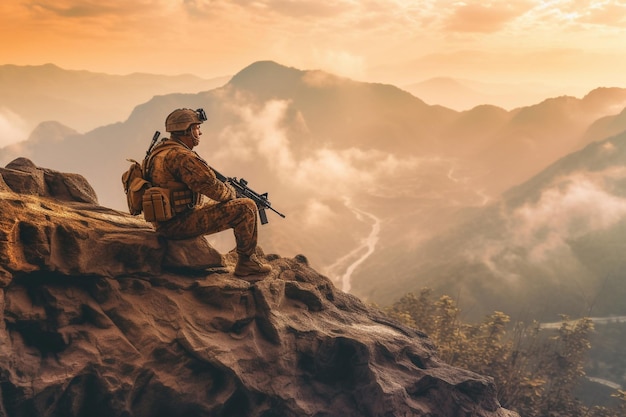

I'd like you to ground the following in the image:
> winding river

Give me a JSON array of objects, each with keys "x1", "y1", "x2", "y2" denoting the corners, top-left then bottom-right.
[{"x1": 324, "y1": 200, "x2": 381, "y2": 292}]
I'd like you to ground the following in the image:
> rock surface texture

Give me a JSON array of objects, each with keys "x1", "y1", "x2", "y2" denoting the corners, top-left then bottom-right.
[{"x1": 0, "y1": 159, "x2": 518, "y2": 417}]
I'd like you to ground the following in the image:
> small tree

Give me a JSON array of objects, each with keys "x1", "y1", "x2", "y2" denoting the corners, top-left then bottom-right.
[
  {"x1": 537, "y1": 316, "x2": 593, "y2": 417},
  {"x1": 384, "y1": 289, "x2": 436, "y2": 335},
  {"x1": 432, "y1": 295, "x2": 462, "y2": 363}
]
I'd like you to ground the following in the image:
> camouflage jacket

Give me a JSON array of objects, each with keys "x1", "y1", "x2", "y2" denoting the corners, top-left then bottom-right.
[{"x1": 144, "y1": 139, "x2": 236, "y2": 203}]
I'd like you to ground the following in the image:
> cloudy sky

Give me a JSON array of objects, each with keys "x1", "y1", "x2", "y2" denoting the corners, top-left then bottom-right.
[{"x1": 2, "y1": 0, "x2": 626, "y2": 92}]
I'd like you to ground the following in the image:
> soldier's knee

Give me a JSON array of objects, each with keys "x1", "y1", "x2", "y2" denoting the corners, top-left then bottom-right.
[
  {"x1": 242, "y1": 197, "x2": 256, "y2": 210},
  {"x1": 237, "y1": 198, "x2": 257, "y2": 218}
]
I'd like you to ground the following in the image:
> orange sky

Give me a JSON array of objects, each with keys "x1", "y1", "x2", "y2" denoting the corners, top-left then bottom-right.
[{"x1": 2, "y1": 0, "x2": 626, "y2": 93}]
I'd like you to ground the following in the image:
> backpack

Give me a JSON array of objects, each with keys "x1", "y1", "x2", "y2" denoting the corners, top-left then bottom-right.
[
  {"x1": 121, "y1": 139, "x2": 188, "y2": 221},
  {"x1": 121, "y1": 159, "x2": 151, "y2": 215}
]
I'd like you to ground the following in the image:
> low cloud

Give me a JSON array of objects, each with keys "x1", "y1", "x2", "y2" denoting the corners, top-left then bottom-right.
[
  {"x1": 510, "y1": 170, "x2": 626, "y2": 261},
  {"x1": 301, "y1": 199, "x2": 337, "y2": 227},
  {"x1": 0, "y1": 108, "x2": 28, "y2": 148},
  {"x1": 213, "y1": 99, "x2": 296, "y2": 171},
  {"x1": 465, "y1": 168, "x2": 626, "y2": 280},
  {"x1": 211, "y1": 98, "x2": 427, "y2": 198},
  {"x1": 208, "y1": 98, "x2": 494, "y2": 215},
  {"x1": 292, "y1": 147, "x2": 396, "y2": 195}
]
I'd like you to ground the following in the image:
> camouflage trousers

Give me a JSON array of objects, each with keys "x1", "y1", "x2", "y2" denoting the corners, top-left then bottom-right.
[{"x1": 155, "y1": 198, "x2": 258, "y2": 256}]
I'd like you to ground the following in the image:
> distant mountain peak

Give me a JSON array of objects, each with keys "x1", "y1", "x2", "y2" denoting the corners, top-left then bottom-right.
[
  {"x1": 28, "y1": 121, "x2": 79, "y2": 143},
  {"x1": 231, "y1": 60, "x2": 300, "y2": 80},
  {"x1": 228, "y1": 60, "x2": 304, "y2": 91},
  {"x1": 581, "y1": 86, "x2": 626, "y2": 110}
]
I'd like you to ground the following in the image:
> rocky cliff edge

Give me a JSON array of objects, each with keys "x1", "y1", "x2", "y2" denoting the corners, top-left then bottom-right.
[{"x1": 0, "y1": 158, "x2": 518, "y2": 417}]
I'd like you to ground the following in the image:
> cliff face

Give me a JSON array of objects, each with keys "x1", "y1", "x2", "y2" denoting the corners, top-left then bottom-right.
[{"x1": 0, "y1": 158, "x2": 518, "y2": 417}]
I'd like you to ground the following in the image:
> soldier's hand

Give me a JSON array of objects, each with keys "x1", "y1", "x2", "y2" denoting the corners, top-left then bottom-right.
[{"x1": 227, "y1": 183, "x2": 238, "y2": 200}]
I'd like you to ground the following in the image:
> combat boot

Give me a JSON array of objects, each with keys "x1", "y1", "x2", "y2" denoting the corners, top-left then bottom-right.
[{"x1": 234, "y1": 254, "x2": 272, "y2": 277}]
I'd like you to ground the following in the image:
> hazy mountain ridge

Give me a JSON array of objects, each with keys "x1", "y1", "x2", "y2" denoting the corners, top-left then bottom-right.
[
  {"x1": 0, "y1": 63, "x2": 229, "y2": 144},
  {"x1": 403, "y1": 76, "x2": 572, "y2": 111},
  {"x1": 449, "y1": 89, "x2": 626, "y2": 195},
  {"x1": 583, "y1": 106, "x2": 626, "y2": 144},
  {"x1": 227, "y1": 61, "x2": 458, "y2": 154},
  {"x1": 355, "y1": 131, "x2": 626, "y2": 321},
  {"x1": 1, "y1": 60, "x2": 626, "y2": 325}
]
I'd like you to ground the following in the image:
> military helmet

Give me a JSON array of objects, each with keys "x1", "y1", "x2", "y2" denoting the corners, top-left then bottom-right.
[{"x1": 165, "y1": 108, "x2": 207, "y2": 133}]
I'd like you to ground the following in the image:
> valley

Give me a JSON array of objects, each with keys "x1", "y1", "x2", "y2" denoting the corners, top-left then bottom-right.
[{"x1": 323, "y1": 199, "x2": 381, "y2": 292}]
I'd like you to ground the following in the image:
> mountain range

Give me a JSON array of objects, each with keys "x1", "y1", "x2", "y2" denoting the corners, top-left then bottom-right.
[
  {"x1": 357, "y1": 131, "x2": 626, "y2": 320},
  {"x1": 402, "y1": 77, "x2": 570, "y2": 111},
  {"x1": 0, "y1": 63, "x2": 229, "y2": 145},
  {"x1": 2, "y1": 60, "x2": 626, "y2": 324}
]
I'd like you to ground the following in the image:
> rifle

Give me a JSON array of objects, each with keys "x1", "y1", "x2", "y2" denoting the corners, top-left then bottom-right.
[{"x1": 211, "y1": 167, "x2": 286, "y2": 225}]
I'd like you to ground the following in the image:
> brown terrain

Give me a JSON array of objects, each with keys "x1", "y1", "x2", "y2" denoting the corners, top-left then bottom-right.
[{"x1": 0, "y1": 158, "x2": 518, "y2": 417}]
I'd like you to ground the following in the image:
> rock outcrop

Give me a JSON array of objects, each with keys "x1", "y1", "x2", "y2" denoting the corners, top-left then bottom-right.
[{"x1": 0, "y1": 159, "x2": 518, "y2": 417}]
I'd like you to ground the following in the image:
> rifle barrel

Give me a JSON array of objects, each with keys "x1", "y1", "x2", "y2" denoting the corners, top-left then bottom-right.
[{"x1": 210, "y1": 166, "x2": 285, "y2": 222}]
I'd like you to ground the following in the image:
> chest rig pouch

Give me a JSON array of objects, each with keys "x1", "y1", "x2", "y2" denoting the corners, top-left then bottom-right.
[
  {"x1": 142, "y1": 182, "x2": 199, "y2": 222},
  {"x1": 142, "y1": 187, "x2": 173, "y2": 222}
]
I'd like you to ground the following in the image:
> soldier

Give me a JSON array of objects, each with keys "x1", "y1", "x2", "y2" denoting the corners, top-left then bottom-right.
[{"x1": 144, "y1": 108, "x2": 271, "y2": 278}]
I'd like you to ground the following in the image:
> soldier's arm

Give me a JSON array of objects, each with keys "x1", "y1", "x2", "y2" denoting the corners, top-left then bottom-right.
[{"x1": 170, "y1": 152, "x2": 236, "y2": 202}]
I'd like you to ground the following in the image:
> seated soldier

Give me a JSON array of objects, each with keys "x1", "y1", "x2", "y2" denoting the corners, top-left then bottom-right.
[{"x1": 143, "y1": 108, "x2": 271, "y2": 278}]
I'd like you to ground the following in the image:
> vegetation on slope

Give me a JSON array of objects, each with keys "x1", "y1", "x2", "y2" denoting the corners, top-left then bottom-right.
[{"x1": 384, "y1": 289, "x2": 626, "y2": 417}]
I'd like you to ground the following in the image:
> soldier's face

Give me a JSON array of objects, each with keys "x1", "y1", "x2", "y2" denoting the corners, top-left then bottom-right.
[{"x1": 191, "y1": 124, "x2": 202, "y2": 147}]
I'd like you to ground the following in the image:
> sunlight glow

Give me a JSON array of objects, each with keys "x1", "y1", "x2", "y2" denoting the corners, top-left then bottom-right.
[{"x1": 1, "y1": 0, "x2": 626, "y2": 90}]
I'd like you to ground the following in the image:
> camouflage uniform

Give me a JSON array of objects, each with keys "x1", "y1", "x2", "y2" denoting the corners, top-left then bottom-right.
[{"x1": 145, "y1": 139, "x2": 259, "y2": 256}]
